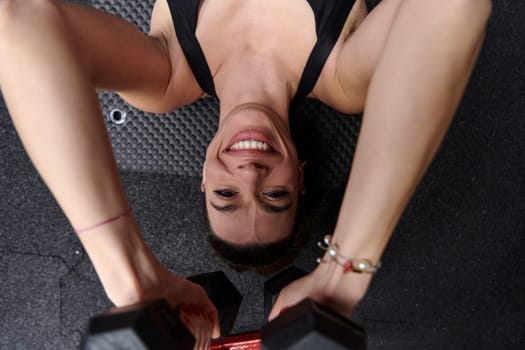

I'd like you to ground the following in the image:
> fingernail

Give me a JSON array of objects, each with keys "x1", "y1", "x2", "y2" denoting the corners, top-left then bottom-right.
[{"x1": 279, "y1": 307, "x2": 290, "y2": 315}]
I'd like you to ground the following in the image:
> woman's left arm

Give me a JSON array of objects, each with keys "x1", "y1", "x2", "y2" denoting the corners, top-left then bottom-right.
[{"x1": 270, "y1": 0, "x2": 492, "y2": 319}]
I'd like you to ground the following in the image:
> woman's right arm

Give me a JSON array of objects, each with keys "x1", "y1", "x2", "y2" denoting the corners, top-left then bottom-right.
[
  {"x1": 0, "y1": 0, "x2": 166, "y2": 302},
  {"x1": 0, "y1": 2, "x2": 218, "y2": 339}
]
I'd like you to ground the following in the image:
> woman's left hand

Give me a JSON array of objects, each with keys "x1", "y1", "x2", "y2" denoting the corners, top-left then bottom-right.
[{"x1": 268, "y1": 261, "x2": 373, "y2": 321}]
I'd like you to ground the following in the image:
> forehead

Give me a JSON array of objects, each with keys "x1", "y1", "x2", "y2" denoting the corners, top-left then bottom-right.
[{"x1": 206, "y1": 201, "x2": 296, "y2": 244}]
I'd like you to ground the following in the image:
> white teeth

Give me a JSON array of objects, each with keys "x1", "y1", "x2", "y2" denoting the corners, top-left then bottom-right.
[{"x1": 230, "y1": 139, "x2": 271, "y2": 151}]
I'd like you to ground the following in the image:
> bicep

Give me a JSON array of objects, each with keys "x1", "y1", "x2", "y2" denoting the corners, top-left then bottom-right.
[{"x1": 334, "y1": 0, "x2": 402, "y2": 112}]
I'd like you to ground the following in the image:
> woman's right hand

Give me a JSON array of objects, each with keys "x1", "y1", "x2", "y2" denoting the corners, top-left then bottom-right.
[
  {"x1": 78, "y1": 214, "x2": 219, "y2": 349},
  {"x1": 136, "y1": 261, "x2": 220, "y2": 350},
  {"x1": 99, "y1": 242, "x2": 220, "y2": 350},
  {"x1": 151, "y1": 266, "x2": 220, "y2": 350}
]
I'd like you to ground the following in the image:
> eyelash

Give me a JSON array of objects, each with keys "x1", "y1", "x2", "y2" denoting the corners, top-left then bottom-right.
[
  {"x1": 214, "y1": 190, "x2": 238, "y2": 198},
  {"x1": 263, "y1": 191, "x2": 288, "y2": 199},
  {"x1": 214, "y1": 190, "x2": 288, "y2": 199}
]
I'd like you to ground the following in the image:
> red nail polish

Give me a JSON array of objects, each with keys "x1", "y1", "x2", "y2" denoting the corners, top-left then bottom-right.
[{"x1": 279, "y1": 307, "x2": 290, "y2": 315}]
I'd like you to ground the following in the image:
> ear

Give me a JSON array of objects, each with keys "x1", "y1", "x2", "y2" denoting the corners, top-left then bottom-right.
[
  {"x1": 298, "y1": 160, "x2": 306, "y2": 195},
  {"x1": 201, "y1": 162, "x2": 206, "y2": 192}
]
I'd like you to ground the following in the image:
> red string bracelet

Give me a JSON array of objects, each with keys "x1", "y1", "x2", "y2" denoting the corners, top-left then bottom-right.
[{"x1": 74, "y1": 208, "x2": 132, "y2": 234}]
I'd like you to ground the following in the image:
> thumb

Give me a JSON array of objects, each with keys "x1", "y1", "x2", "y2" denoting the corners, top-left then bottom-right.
[{"x1": 268, "y1": 292, "x2": 289, "y2": 322}]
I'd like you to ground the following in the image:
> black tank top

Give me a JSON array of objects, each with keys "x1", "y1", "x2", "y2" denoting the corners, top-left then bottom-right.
[{"x1": 166, "y1": 0, "x2": 355, "y2": 107}]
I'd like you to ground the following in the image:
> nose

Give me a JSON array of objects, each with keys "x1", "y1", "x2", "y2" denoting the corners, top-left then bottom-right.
[{"x1": 236, "y1": 162, "x2": 269, "y2": 181}]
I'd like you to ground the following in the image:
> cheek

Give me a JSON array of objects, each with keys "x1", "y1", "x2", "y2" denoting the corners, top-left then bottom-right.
[{"x1": 276, "y1": 164, "x2": 300, "y2": 184}]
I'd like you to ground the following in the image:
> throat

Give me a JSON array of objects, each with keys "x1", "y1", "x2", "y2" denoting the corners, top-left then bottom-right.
[{"x1": 215, "y1": 53, "x2": 295, "y2": 119}]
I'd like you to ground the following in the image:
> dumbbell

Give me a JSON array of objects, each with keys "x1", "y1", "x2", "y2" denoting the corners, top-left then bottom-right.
[
  {"x1": 263, "y1": 265, "x2": 307, "y2": 319},
  {"x1": 260, "y1": 266, "x2": 367, "y2": 350},
  {"x1": 82, "y1": 268, "x2": 366, "y2": 349},
  {"x1": 81, "y1": 271, "x2": 242, "y2": 350},
  {"x1": 209, "y1": 299, "x2": 366, "y2": 350}
]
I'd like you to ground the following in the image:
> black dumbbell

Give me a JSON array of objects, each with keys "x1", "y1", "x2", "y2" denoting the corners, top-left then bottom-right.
[
  {"x1": 81, "y1": 299, "x2": 194, "y2": 350},
  {"x1": 264, "y1": 265, "x2": 307, "y2": 319},
  {"x1": 261, "y1": 299, "x2": 366, "y2": 350},
  {"x1": 82, "y1": 268, "x2": 366, "y2": 349},
  {"x1": 261, "y1": 266, "x2": 367, "y2": 350},
  {"x1": 187, "y1": 271, "x2": 242, "y2": 336},
  {"x1": 209, "y1": 299, "x2": 366, "y2": 350},
  {"x1": 81, "y1": 271, "x2": 242, "y2": 350}
]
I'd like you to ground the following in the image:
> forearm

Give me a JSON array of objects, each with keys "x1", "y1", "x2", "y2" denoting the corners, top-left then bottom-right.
[
  {"x1": 0, "y1": 2, "x2": 157, "y2": 304},
  {"x1": 333, "y1": 0, "x2": 491, "y2": 261},
  {"x1": 78, "y1": 216, "x2": 164, "y2": 305}
]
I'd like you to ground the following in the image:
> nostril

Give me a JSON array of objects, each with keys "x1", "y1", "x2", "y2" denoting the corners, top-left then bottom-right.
[{"x1": 254, "y1": 163, "x2": 267, "y2": 170}]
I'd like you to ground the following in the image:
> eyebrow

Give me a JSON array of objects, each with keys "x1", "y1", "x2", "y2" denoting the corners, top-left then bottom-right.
[
  {"x1": 210, "y1": 200, "x2": 293, "y2": 214},
  {"x1": 210, "y1": 203, "x2": 238, "y2": 213}
]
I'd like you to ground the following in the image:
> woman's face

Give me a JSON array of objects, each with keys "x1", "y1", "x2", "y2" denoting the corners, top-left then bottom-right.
[{"x1": 202, "y1": 104, "x2": 304, "y2": 244}]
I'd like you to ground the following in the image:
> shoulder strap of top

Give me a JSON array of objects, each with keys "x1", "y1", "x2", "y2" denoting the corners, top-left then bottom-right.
[
  {"x1": 291, "y1": 0, "x2": 355, "y2": 108},
  {"x1": 166, "y1": 0, "x2": 217, "y2": 98}
]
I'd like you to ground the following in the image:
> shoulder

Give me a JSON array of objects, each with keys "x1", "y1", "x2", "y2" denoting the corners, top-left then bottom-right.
[
  {"x1": 148, "y1": 0, "x2": 204, "y2": 109},
  {"x1": 314, "y1": 0, "x2": 403, "y2": 115},
  {"x1": 311, "y1": 0, "x2": 369, "y2": 114}
]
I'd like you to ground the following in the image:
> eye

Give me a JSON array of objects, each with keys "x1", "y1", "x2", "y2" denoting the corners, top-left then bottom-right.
[
  {"x1": 214, "y1": 190, "x2": 238, "y2": 199},
  {"x1": 262, "y1": 191, "x2": 288, "y2": 199}
]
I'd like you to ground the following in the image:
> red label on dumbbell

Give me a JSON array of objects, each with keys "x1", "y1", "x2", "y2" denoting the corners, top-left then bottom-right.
[{"x1": 210, "y1": 332, "x2": 261, "y2": 350}]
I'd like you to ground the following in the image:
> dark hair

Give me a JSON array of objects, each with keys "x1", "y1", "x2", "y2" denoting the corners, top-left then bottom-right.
[{"x1": 203, "y1": 195, "x2": 309, "y2": 276}]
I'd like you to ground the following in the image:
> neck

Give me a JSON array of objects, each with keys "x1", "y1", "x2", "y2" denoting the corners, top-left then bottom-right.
[{"x1": 214, "y1": 53, "x2": 295, "y2": 124}]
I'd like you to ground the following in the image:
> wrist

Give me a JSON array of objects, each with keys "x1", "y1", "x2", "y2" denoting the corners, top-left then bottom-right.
[
  {"x1": 315, "y1": 258, "x2": 372, "y2": 302},
  {"x1": 77, "y1": 213, "x2": 162, "y2": 306},
  {"x1": 311, "y1": 235, "x2": 377, "y2": 309},
  {"x1": 303, "y1": 261, "x2": 371, "y2": 320}
]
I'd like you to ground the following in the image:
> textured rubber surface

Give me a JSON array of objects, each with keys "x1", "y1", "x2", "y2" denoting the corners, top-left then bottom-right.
[{"x1": 87, "y1": 0, "x2": 361, "y2": 186}]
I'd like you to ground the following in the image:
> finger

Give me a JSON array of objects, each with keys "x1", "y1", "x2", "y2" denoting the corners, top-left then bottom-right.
[
  {"x1": 202, "y1": 320, "x2": 213, "y2": 350},
  {"x1": 208, "y1": 309, "x2": 221, "y2": 338},
  {"x1": 268, "y1": 292, "x2": 286, "y2": 321},
  {"x1": 197, "y1": 325, "x2": 205, "y2": 350},
  {"x1": 195, "y1": 314, "x2": 212, "y2": 350}
]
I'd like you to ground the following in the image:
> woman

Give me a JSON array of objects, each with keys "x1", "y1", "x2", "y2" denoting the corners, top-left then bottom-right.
[{"x1": 0, "y1": 0, "x2": 491, "y2": 346}]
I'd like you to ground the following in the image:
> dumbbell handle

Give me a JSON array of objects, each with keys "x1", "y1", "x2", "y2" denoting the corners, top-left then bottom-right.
[{"x1": 210, "y1": 332, "x2": 261, "y2": 349}]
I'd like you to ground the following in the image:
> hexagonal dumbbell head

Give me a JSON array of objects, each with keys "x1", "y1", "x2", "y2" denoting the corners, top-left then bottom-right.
[
  {"x1": 261, "y1": 299, "x2": 367, "y2": 350},
  {"x1": 81, "y1": 299, "x2": 194, "y2": 350},
  {"x1": 264, "y1": 266, "x2": 307, "y2": 319},
  {"x1": 187, "y1": 271, "x2": 242, "y2": 336}
]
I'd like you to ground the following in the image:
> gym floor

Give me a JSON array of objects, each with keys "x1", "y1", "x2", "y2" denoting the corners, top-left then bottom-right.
[{"x1": 1, "y1": 1, "x2": 524, "y2": 349}]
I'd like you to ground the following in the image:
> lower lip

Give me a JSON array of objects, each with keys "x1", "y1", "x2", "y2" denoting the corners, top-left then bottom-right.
[{"x1": 226, "y1": 130, "x2": 278, "y2": 152}]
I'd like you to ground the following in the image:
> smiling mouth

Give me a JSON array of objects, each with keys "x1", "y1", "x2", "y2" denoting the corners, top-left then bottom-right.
[
  {"x1": 228, "y1": 139, "x2": 273, "y2": 152},
  {"x1": 224, "y1": 130, "x2": 280, "y2": 155}
]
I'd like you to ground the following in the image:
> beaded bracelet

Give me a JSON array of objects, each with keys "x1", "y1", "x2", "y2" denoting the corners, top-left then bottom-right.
[{"x1": 317, "y1": 235, "x2": 381, "y2": 274}]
